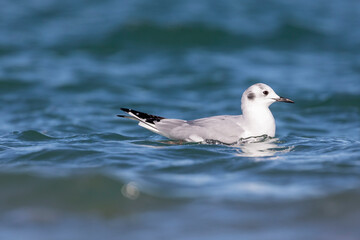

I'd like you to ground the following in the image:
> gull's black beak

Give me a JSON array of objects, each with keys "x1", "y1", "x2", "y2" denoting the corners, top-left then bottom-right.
[{"x1": 275, "y1": 97, "x2": 294, "y2": 103}]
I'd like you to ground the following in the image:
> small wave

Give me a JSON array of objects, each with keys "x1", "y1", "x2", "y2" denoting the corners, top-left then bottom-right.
[
  {"x1": 90, "y1": 132, "x2": 131, "y2": 141},
  {"x1": 15, "y1": 130, "x2": 57, "y2": 141},
  {"x1": 13, "y1": 148, "x2": 102, "y2": 165}
]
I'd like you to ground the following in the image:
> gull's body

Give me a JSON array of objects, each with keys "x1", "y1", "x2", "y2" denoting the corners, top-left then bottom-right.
[{"x1": 118, "y1": 83, "x2": 293, "y2": 144}]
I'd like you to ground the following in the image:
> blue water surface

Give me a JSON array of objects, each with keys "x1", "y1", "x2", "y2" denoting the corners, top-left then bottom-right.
[{"x1": 0, "y1": 0, "x2": 360, "y2": 239}]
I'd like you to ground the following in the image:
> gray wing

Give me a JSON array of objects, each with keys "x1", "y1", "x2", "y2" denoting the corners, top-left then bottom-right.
[
  {"x1": 155, "y1": 115, "x2": 245, "y2": 144},
  {"x1": 118, "y1": 108, "x2": 245, "y2": 144}
]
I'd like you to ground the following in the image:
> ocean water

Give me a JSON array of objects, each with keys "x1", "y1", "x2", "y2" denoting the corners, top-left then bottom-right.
[{"x1": 1, "y1": 0, "x2": 360, "y2": 239}]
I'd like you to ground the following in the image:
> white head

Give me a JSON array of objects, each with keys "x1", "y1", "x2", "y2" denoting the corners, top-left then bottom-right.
[{"x1": 241, "y1": 83, "x2": 294, "y2": 110}]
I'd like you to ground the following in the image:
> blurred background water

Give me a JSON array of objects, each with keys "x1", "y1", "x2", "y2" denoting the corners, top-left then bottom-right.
[{"x1": 0, "y1": 0, "x2": 360, "y2": 239}]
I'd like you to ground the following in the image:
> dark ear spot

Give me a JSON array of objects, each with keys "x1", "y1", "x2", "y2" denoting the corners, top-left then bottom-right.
[{"x1": 247, "y1": 92, "x2": 255, "y2": 100}]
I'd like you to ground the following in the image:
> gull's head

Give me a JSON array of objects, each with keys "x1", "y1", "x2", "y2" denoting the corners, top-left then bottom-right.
[{"x1": 241, "y1": 83, "x2": 294, "y2": 108}]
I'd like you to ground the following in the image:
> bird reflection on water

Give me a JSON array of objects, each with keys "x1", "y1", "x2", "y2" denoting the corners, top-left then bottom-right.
[
  {"x1": 151, "y1": 135, "x2": 294, "y2": 158},
  {"x1": 234, "y1": 136, "x2": 294, "y2": 158}
]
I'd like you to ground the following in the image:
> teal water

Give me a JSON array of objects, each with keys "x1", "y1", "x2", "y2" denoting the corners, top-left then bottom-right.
[{"x1": 1, "y1": 0, "x2": 360, "y2": 239}]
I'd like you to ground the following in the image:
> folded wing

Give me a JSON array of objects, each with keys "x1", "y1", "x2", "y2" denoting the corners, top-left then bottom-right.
[{"x1": 118, "y1": 108, "x2": 245, "y2": 144}]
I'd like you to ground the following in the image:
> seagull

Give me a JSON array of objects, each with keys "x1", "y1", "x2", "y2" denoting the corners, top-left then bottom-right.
[{"x1": 118, "y1": 83, "x2": 294, "y2": 144}]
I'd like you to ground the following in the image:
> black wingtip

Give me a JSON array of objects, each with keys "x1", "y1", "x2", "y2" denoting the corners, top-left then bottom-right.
[
  {"x1": 120, "y1": 108, "x2": 130, "y2": 113},
  {"x1": 118, "y1": 108, "x2": 165, "y2": 124},
  {"x1": 117, "y1": 115, "x2": 126, "y2": 118}
]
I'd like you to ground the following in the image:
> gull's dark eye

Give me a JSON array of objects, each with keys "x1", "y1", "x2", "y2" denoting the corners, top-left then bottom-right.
[{"x1": 263, "y1": 90, "x2": 269, "y2": 95}]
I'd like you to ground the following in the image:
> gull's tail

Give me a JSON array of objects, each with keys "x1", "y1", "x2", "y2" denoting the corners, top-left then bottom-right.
[{"x1": 117, "y1": 108, "x2": 165, "y2": 134}]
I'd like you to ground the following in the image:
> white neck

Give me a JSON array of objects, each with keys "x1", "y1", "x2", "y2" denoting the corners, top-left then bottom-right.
[{"x1": 241, "y1": 103, "x2": 276, "y2": 138}]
